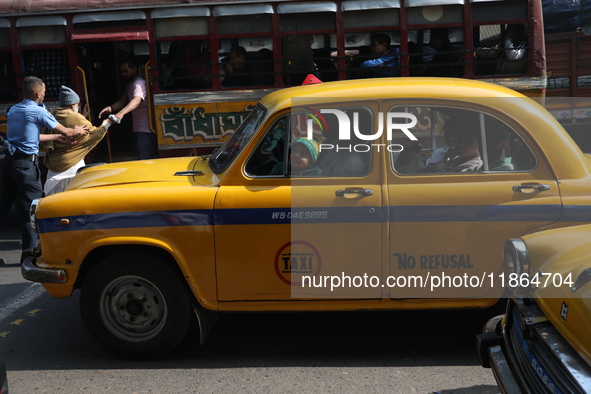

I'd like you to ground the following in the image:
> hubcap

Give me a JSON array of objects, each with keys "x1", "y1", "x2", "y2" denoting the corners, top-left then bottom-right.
[{"x1": 99, "y1": 275, "x2": 167, "y2": 342}]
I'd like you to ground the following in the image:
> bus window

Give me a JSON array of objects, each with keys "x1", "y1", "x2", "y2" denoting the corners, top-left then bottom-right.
[
  {"x1": 342, "y1": 3, "x2": 399, "y2": 29},
  {"x1": 341, "y1": 1, "x2": 401, "y2": 81},
  {"x1": 22, "y1": 48, "x2": 70, "y2": 100},
  {"x1": 311, "y1": 34, "x2": 338, "y2": 83},
  {"x1": 0, "y1": 52, "x2": 16, "y2": 103},
  {"x1": 158, "y1": 40, "x2": 212, "y2": 90},
  {"x1": 406, "y1": 3, "x2": 463, "y2": 25},
  {"x1": 408, "y1": 28, "x2": 464, "y2": 77},
  {"x1": 472, "y1": 0, "x2": 529, "y2": 76},
  {"x1": 215, "y1": 4, "x2": 274, "y2": 88},
  {"x1": 404, "y1": 2, "x2": 465, "y2": 78},
  {"x1": 346, "y1": 32, "x2": 401, "y2": 79},
  {"x1": 279, "y1": 2, "x2": 338, "y2": 84},
  {"x1": 218, "y1": 40, "x2": 274, "y2": 88},
  {"x1": 17, "y1": 16, "x2": 69, "y2": 100},
  {"x1": 472, "y1": 0, "x2": 528, "y2": 24},
  {"x1": 474, "y1": 24, "x2": 528, "y2": 76},
  {"x1": 0, "y1": 21, "x2": 16, "y2": 102},
  {"x1": 283, "y1": 35, "x2": 315, "y2": 85},
  {"x1": 278, "y1": 3, "x2": 336, "y2": 32},
  {"x1": 152, "y1": 7, "x2": 211, "y2": 91}
]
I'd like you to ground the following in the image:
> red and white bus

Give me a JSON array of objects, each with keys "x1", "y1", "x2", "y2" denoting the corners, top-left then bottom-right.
[{"x1": 0, "y1": 0, "x2": 546, "y2": 160}]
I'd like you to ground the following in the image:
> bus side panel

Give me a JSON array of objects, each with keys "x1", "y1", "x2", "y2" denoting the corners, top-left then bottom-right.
[{"x1": 153, "y1": 99, "x2": 259, "y2": 150}]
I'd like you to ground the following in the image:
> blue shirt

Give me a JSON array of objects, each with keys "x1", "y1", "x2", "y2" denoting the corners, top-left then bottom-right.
[
  {"x1": 6, "y1": 99, "x2": 59, "y2": 155},
  {"x1": 360, "y1": 48, "x2": 401, "y2": 77}
]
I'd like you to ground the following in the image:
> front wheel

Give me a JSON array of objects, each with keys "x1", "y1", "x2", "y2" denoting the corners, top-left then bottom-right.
[{"x1": 80, "y1": 252, "x2": 193, "y2": 357}]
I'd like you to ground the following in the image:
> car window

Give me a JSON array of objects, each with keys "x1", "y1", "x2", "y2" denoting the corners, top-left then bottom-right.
[
  {"x1": 314, "y1": 106, "x2": 373, "y2": 177},
  {"x1": 389, "y1": 106, "x2": 536, "y2": 174},
  {"x1": 210, "y1": 104, "x2": 267, "y2": 174},
  {"x1": 245, "y1": 106, "x2": 374, "y2": 178},
  {"x1": 245, "y1": 116, "x2": 289, "y2": 177}
]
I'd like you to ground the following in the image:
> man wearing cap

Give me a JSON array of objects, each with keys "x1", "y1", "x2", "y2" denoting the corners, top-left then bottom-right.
[
  {"x1": 43, "y1": 85, "x2": 113, "y2": 195},
  {"x1": 0, "y1": 76, "x2": 88, "y2": 263}
]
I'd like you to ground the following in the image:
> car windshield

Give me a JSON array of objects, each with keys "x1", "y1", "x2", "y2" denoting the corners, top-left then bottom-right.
[{"x1": 209, "y1": 104, "x2": 268, "y2": 174}]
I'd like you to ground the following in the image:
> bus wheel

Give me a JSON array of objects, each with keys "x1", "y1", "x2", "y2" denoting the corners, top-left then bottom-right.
[{"x1": 80, "y1": 252, "x2": 193, "y2": 357}]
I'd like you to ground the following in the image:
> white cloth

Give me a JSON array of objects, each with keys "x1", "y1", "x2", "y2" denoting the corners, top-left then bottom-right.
[
  {"x1": 44, "y1": 159, "x2": 85, "y2": 195},
  {"x1": 425, "y1": 147, "x2": 449, "y2": 167},
  {"x1": 503, "y1": 38, "x2": 526, "y2": 60}
]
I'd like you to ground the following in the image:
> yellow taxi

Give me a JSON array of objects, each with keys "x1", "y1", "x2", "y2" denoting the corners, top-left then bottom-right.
[
  {"x1": 478, "y1": 226, "x2": 591, "y2": 393},
  {"x1": 22, "y1": 78, "x2": 591, "y2": 356}
]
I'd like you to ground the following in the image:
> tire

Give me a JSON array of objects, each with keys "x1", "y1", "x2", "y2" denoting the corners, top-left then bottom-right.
[{"x1": 80, "y1": 252, "x2": 193, "y2": 357}]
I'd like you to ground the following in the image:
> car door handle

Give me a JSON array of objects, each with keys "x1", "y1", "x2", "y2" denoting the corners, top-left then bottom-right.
[
  {"x1": 335, "y1": 188, "x2": 374, "y2": 197},
  {"x1": 512, "y1": 184, "x2": 551, "y2": 192}
]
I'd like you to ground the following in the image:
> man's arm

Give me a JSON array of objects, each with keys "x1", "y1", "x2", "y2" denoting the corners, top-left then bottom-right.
[
  {"x1": 40, "y1": 133, "x2": 76, "y2": 144},
  {"x1": 114, "y1": 96, "x2": 142, "y2": 120},
  {"x1": 360, "y1": 52, "x2": 398, "y2": 69},
  {"x1": 98, "y1": 91, "x2": 129, "y2": 119},
  {"x1": 53, "y1": 123, "x2": 89, "y2": 137}
]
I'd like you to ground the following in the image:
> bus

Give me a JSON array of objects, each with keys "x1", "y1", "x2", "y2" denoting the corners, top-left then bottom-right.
[
  {"x1": 541, "y1": 0, "x2": 591, "y2": 153},
  {"x1": 0, "y1": 0, "x2": 546, "y2": 161}
]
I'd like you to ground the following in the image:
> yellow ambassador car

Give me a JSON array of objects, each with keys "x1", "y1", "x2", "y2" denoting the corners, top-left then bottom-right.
[
  {"x1": 22, "y1": 78, "x2": 591, "y2": 357},
  {"x1": 478, "y1": 226, "x2": 591, "y2": 393}
]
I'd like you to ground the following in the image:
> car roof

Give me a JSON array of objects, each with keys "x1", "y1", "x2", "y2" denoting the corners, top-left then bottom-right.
[{"x1": 259, "y1": 77, "x2": 526, "y2": 113}]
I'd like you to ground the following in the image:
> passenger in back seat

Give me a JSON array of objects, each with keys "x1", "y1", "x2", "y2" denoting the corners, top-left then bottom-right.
[{"x1": 443, "y1": 124, "x2": 483, "y2": 172}]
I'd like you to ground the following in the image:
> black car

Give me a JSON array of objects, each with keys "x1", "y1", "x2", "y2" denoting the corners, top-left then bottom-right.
[{"x1": 0, "y1": 354, "x2": 7, "y2": 394}]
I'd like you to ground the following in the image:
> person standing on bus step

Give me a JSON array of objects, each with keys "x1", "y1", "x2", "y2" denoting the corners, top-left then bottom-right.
[
  {"x1": 44, "y1": 86, "x2": 114, "y2": 195},
  {"x1": 0, "y1": 76, "x2": 88, "y2": 263},
  {"x1": 98, "y1": 58, "x2": 157, "y2": 160},
  {"x1": 360, "y1": 33, "x2": 401, "y2": 77}
]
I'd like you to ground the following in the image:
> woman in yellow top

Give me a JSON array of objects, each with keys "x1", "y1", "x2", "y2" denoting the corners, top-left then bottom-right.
[{"x1": 43, "y1": 86, "x2": 113, "y2": 195}]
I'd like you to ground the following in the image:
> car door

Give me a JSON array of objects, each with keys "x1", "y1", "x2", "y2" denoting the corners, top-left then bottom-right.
[
  {"x1": 385, "y1": 102, "x2": 561, "y2": 300},
  {"x1": 215, "y1": 104, "x2": 386, "y2": 301}
]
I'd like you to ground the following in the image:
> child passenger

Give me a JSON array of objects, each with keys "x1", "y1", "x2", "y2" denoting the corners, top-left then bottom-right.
[
  {"x1": 272, "y1": 137, "x2": 323, "y2": 176},
  {"x1": 291, "y1": 137, "x2": 323, "y2": 175}
]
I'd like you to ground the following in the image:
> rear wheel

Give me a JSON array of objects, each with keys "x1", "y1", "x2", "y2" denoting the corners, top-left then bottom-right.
[{"x1": 80, "y1": 252, "x2": 193, "y2": 357}]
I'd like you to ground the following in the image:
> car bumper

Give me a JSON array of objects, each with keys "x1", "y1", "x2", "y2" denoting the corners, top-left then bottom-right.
[
  {"x1": 476, "y1": 314, "x2": 522, "y2": 393},
  {"x1": 478, "y1": 298, "x2": 591, "y2": 394},
  {"x1": 21, "y1": 253, "x2": 67, "y2": 284}
]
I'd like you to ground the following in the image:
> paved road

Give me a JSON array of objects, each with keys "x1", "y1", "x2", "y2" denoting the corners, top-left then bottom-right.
[{"x1": 0, "y1": 208, "x2": 500, "y2": 393}]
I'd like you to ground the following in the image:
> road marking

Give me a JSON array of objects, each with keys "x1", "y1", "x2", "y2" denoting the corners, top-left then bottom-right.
[
  {"x1": 0, "y1": 332, "x2": 8, "y2": 338},
  {"x1": 0, "y1": 282, "x2": 44, "y2": 324},
  {"x1": 28, "y1": 309, "x2": 42, "y2": 315},
  {"x1": 10, "y1": 319, "x2": 24, "y2": 325}
]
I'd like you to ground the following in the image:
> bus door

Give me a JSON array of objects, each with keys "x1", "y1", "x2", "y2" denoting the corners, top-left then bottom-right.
[{"x1": 70, "y1": 11, "x2": 151, "y2": 161}]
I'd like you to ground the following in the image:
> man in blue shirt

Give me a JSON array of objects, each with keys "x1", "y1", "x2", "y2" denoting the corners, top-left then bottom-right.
[
  {"x1": 0, "y1": 76, "x2": 88, "y2": 263},
  {"x1": 360, "y1": 33, "x2": 401, "y2": 77}
]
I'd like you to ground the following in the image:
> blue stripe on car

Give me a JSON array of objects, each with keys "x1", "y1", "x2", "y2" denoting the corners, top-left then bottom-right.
[{"x1": 35, "y1": 204, "x2": 573, "y2": 234}]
